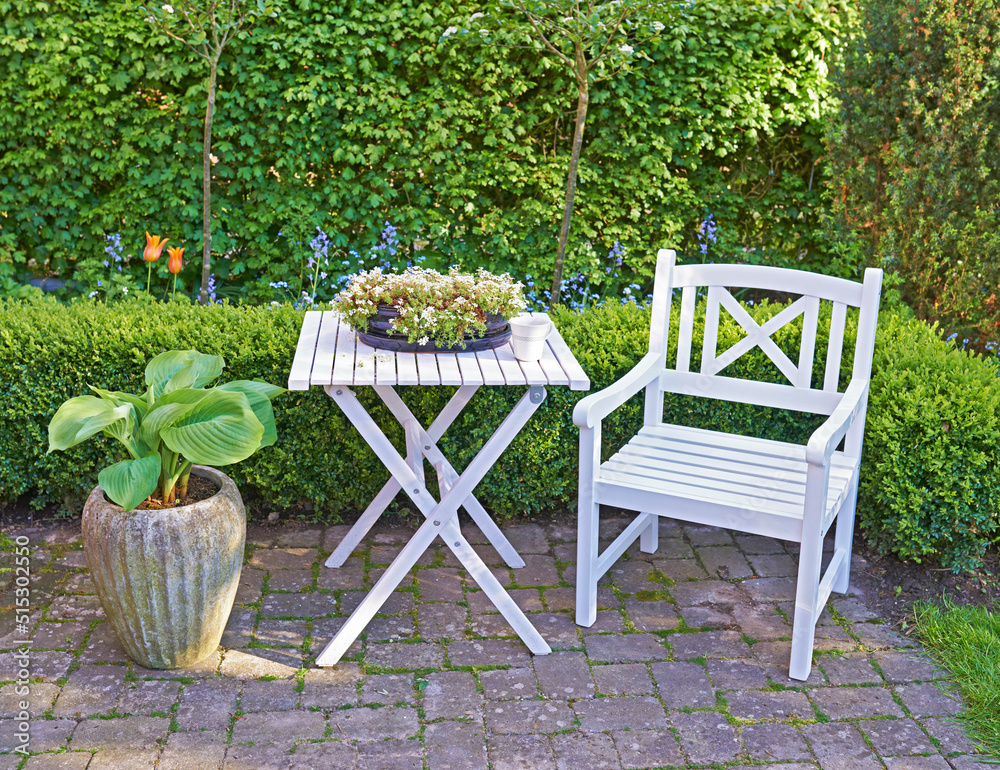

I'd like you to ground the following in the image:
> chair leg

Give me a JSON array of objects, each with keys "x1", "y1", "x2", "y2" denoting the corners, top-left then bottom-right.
[
  {"x1": 832, "y1": 481, "x2": 859, "y2": 595},
  {"x1": 575, "y1": 501, "x2": 600, "y2": 628},
  {"x1": 789, "y1": 531, "x2": 824, "y2": 681},
  {"x1": 639, "y1": 512, "x2": 658, "y2": 554}
]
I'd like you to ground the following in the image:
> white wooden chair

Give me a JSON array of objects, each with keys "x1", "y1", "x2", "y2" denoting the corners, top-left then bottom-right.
[{"x1": 574, "y1": 250, "x2": 882, "y2": 680}]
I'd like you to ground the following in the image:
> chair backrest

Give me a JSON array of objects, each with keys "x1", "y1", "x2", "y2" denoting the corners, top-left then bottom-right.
[{"x1": 644, "y1": 250, "x2": 882, "y2": 424}]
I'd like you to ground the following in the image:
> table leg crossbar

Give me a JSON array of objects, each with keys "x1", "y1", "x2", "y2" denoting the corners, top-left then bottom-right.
[{"x1": 316, "y1": 384, "x2": 552, "y2": 667}]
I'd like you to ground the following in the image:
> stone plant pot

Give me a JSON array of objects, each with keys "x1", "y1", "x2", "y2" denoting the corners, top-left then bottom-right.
[{"x1": 82, "y1": 465, "x2": 246, "y2": 669}]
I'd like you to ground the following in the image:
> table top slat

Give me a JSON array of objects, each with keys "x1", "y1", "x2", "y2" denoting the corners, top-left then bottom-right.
[
  {"x1": 332, "y1": 316, "x2": 358, "y2": 386},
  {"x1": 455, "y1": 352, "x2": 485, "y2": 385},
  {"x1": 545, "y1": 322, "x2": 591, "y2": 390},
  {"x1": 515, "y1": 353, "x2": 548, "y2": 385},
  {"x1": 416, "y1": 353, "x2": 442, "y2": 385},
  {"x1": 435, "y1": 353, "x2": 464, "y2": 386},
  {"x1": 375, "y1": 350, "x2": 397, "y2": 385},
  {"x1": 395, "y1": 352, "x2": 420, "y2": 386},
  {"x1": 475, "y1": 349, "x2": 507, "y2": 386},
  {"x1": 537, "y1": 342, "x2": 570, "y2": 387},
  {"x1": 494, "y1": 344, "x2": 529, "y2": 386},
  {"x1": 354, "y1": 338, "x2": 377, "y2": 386},
  {"x1": 288, "y1": 310, "x2": 323, "y2": 390},
  {"x1": 311, "y1": 312, "x2": 340, "y2": 387}
]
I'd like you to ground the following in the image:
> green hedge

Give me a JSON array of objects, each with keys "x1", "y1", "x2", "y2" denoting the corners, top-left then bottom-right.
[
  {"x1": 3, "y1": 295, "x2": 997, "y2": 570},
  {"x1": 0, "y1": 0, "x2": 852, "y2": 297}
]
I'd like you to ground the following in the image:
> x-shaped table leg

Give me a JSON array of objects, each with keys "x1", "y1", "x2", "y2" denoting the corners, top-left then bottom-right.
[
  {"x1": 316, "y1": 384, "x2": 551, "y2": 667},
  {"x1": 326, "y1": 385, "x2": 524, "y2": 569}
]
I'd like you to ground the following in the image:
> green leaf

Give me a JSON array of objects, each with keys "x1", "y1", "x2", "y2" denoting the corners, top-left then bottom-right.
[
  {"x1": 218, "y1": 381, "x2": 281, "y2": 448},
  {"x1": 89, "y1": 386, "x2": 149, "y2": 419},
  {"x1": 48, "y1": 396, "x2": 133, "y2": 453},
  {"x1": 98, "y1": 453, "x2": 161, "y2": 511},
  {"x1": 145, "y1": 350, "x2": 224, "y2": 399},
  {"x1": 160, "y1": 390, "x2": 265, "y2": 466}
]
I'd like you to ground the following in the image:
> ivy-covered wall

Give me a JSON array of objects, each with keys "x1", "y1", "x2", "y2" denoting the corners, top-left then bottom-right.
[{"x1": 0, "y1": 0, "x2": 854, "y2": 297}]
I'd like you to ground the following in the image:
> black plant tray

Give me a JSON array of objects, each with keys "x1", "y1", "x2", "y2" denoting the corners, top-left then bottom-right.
[{"x1": 358, "y1": 326, "x2": 511, "y2": 353}]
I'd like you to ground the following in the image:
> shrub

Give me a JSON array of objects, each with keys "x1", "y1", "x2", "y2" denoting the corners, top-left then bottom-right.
[
  {"x1": 858, "y1": 313, "x2": 1000, "y2": 571},
  {"x1": 827, "y1": 0, "x2": 1000, "y2": 348},
  {"x1": 4, "y1": 295, "x2": 999, "y2": 571}
]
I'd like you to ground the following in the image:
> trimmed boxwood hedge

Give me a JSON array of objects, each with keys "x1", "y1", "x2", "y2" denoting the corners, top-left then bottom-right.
[{"x1": 2, "y1": 296, "x2": 998, "y2": 570}]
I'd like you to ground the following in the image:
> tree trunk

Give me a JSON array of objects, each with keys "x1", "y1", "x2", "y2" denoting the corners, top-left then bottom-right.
[
  {"x1": 199, "y1": 59, "x2": 219, "y2": 306},
  {"x1": 549, "y1": 75, "x2": 590, "y2": 310}
]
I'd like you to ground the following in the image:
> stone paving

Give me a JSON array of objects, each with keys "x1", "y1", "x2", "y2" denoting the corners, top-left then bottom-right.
[{"x1": 1, "y1": 512, "x2": 996, "y2": 769}]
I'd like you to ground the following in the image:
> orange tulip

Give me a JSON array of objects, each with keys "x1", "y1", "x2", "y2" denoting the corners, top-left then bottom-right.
[
  {"x1": 167, "y1": 246, "x2": 184, "y2": 275},
  {"x1": 143, "y1": 233, "x2": 168, "y2": 263}
]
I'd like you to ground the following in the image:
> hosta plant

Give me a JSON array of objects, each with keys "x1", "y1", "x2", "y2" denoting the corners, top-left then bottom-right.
[{"x1": 47, "y1": 350, "x2": 284, "y2": 511}]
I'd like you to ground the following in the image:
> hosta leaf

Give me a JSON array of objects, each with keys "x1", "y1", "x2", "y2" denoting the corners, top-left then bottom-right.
[
  {"x1": 98, "y1": 453, "x2": 161, "y2": 511},
  {"x1": 145, "y1": 350, "x2": 224, "y2": 399},
  {"x1": 218, "y1": 381, "x2": 284, "y2": 448},
  {"x1": 160, "y1": 390, "x2": 264, "y2": 466},
  {"x1": 89, "y1": 386, "x2": 149, "y2": 419},
  {"x1": 48, "y1": 396, "x2": 133, "y2": 452}
]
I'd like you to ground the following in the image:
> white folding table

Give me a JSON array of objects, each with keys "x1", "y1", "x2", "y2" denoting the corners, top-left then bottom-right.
[{"x1": 288, "y1": 311, "x2": 590, "y2": 666}]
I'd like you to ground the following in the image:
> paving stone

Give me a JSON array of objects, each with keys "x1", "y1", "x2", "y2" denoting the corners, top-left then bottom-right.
[
  {"x1": 239, "y1": 678, "x2": 299, "y2": 711},
  {"x1": 819, "y1": 652, "x2": 883, "y2": 685},
  {"x1": 947, "y1": 756, "x2": 1000, "y2": 769},
  {"x1": 362, "y1": 672, "x2": 417, "y2": 705},
  {"x1": 53, "y1": 663, "x2": 126, "y2": 717},
  {"x1": 706, "y1": 660, "x2": 771, "y2": 691},
  {"x1": 802, "y1": 721, "x2": 883, "y2": 770},
  {"x1": 485, "y1": 700, "x2": 574, "y2": 734},
  {"x1": 224, "y1": 742, "x2": 292, "y2": 769},
  {"x1": 671, "y1": 710, "x2": 742, "y2": 765},
  {"x1": 698, "y1": 546, "x2": 755, "y2": 579},
  {"x1": 417, "y1": 568, "x2": 465, "y2": 601},
  {"x1": 320, "y1": 525, "x2": 354, "y2": 552},
  {"x1": 652, "y1": 558, "x2": 707, "y2": 582},
  {"x1": 503, "y1": 524, "x2": 550, "y2": 554},
  {"x1": 232, "y1": 710, "x2": 326, "y2": 745},
  {"x1": 309, "y1": 618, "x2": 363, "y2": 660},
  {"x1": 30, "y1": 622, "x2": 90, "y2": 651},
  {"x1": 449, "y1": 639, "x2": 531, "y2": 668},
  {"x1": 669, "y1": 579, "x2": 747, "y2": 608},
  {"x1": 260, "y1": 592, "x2": 337, "y2": 618},
  {"x1": 219, "y1": 648, "x2": 299, "y2": 678},
  {"x1": 668, "y1": 629, "x2": 753, "y2": 660},
  {"x1": 741, "y1": 723, "x2": 813, "y2": 762},
  {"x1": 895, "y1": 682, "x2": 964, "y2": 718},
  {"x1": 875, "y1": 651, "x2": 948, "y2": 683},
  {"x1": 355, "y1": 738, "x2": 424, "y2": 769},
  {"x1": 328, "y1": 705, "x2": 418, "y2": 740},
  {"x1": 117, "y1": 679, "x2": 181, "y2": 715},
  {"x1": 46, "y1": 594, "x2": 104, "y2": 621},
  {"x1": 727, "y1": 689, "x2": 813, "y2": 720},
  {"x1": 810, "y1": 684, "x2": 904, "y2": 719},
  {"x1": 423, "y1": 671, "x2": 482, "y2": 719},
  {"x1": 534, "y1": 613, "x2": 584, "y2": 650},
  {"x1": 159, "y1": 730, "x2": 228, "y2": 770},
  {"x1": 416, "y1": 602, "x2": 468, "y2": 640},
  {"x1": 0, "y1": 682, "x2": 59, "y2": 717},
  {"x1": 921, "y1": 716, "x2": 978, "y2": 756},
  {"x1": 339, "y1": 590, "x2": 414, "y2": 616},
  {"x1": 544, "y1": 586, "x2": 616, "y2": 613},
  {"x1": 533, "y1": 651, "x2": 595, "y2": 700},
  {"x1": 366, "y1": 614, "x2": 416, "y2": 642},
  {"x1": 288, "y1": 740, "x2": 358, "y2": 769},
  {"x1": 742, "y1": 576, "x2": 800, "y2": 603},
  {"x1": 582, "y1": 610, "x2": 628, "y2": 634},
  {"x1": 424, "y1": 720, "x2": 488, "y2": 770},
  {"x1": 812, "y1": 623, "x2": 858, "y2": 652},
  {"x1": 859, "y1": 717, "x2": 938, "y2": 756},
  {"x1": 680, "y1": 605, "x2": 737, "y2": 629},
  {"x1": 219, "y1": 607, "x2": 256, "y2": 649},
  {"x1": 316, "y1": 557, "x2": 365, "y2": 590},
  {"x1": 752, "y1": 642, "x2": 826, "y2": 686},
  {"x1": 551, "y1": 731, "x2": 619, "y2": 770},
  {"x1": 584, "y1": 633, "x2": 669, "y2": 663},
  {"x1": 684, "y1": 525, "x2": 734, "y2": 547},
  {"x1": 747, "y1": 552, "x2": 799, "y2": 577},
  {"x1": 573, "y1": 696, "x2": 668, "y2": 731},
  {"x1": 366, "y1": 641, "x2": 445, "y2": 670},
  {"x1": 174, "y1": 679, "x2": 240, "y2": 731},
  {"x1": 276, "y1": 528, "x2": 323, "y2": 548},
  {"x1": 300, "y1": 664, "x2": 362, "y2": 709},
  {"x1": 20, "y1": 719, "x2": 76, "y2": 752},
  {"x1": 478, "y1": 667, "x2": 538, "y2": 700},
  {"x1": 469, "y1": 612, "x2": 518, "y2": 638},
  {"x1": 21, "y1": 754, "x2": 92, "y2": 769},
  {"x1": 592, "y1": 663, "x2": 654, "y2": 696},
  {"x1": 733, "y1": 534, "x2": 787, "y2": 554},
  {"x1": 267, "y1": 570, "x2": 314, "y2": 592},
  {"x1": 488, "y1": 733, "x2": 556, "y2": 770},
  {"x1": 647, "y1": 661, "x2": 713, "y2": 708},
  {"x1": 622, "y1": 597, "x2": 680, "y2": 632},
  {"x1": 613, "y1": 728, "x2": 685, "y2": 769},
  {"x1": 507, "y1": 588, "x2": 545, "y2": 612},
  {"x1": 0, "y1": 651, "x2": 73, "y2": 683},
  {"x1": 516, "y1": 555, "x2": 561, "y2": 586},
  {"x1": 76, "y1": 624, "x2": 129, "y2": 664},
  {"x1": 70, "y1": 716, "x2": 169, "y2": 750},
  {"x1": 249, "y1": 548, "x2": 318, "y2": 570},
  {"x1": 235, "y1": 568, "x2": 264, "y2": 604},
  {"x1": 87, "y1": 748, "x2": 160, "y2": 769},
  {"x1": 883, "y1": 756, "x2": 952, "y2": 769},
  {"x1": 853, "y1": 621, "x2": 914, "y2": 649}
]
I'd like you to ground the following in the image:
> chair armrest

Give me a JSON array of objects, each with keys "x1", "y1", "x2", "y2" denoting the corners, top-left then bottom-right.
[
  {"x1": 806, "y1": 379, "x2": 870, "y2": 467},
  {"x1": 573, "y1": 353, "x2": 662, "y2": 429}
]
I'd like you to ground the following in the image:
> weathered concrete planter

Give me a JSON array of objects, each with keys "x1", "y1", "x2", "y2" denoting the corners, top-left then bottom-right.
[{"x1": 82, "y1": 465, "x2": 245, "y2": 669}]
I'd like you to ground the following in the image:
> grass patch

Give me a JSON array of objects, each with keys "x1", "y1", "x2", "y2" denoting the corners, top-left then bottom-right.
[{"x1": 913, "y1": 599, "x2": 1000, "y2": 753}]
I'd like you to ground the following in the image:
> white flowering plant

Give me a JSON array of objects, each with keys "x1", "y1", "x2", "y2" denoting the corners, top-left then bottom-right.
[{"x1": 333, "y1": 267, "x2": 527, "y2": 349}]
